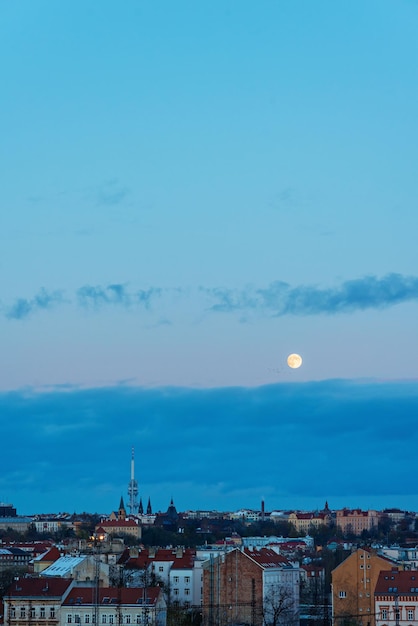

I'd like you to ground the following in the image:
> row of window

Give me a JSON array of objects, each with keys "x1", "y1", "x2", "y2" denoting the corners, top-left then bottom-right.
[
  {"x1": 10, "y1": 608, "x2": 56, "y2": 619},
  {"x1": 380, "y1": 608, "x2": 415, "y2": 621},
  {"x1": 172, "y1": 577, "x2": 190, "y2": 584},
  {"x1": 172, "y1": 589, "x2": 190, "y2": 596},
  {"x1": 67, "y1": 614, "x2": 149, "y2": 625}
]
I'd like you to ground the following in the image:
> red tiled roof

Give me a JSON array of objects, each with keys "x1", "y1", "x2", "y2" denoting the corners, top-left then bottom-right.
[
  {"x1": 375, "y1": 569, "x2": 418, "y2": 595},
  {"x1": 38, "y1": 547, "x2": 61, "y2": 562},
  {"x1": 7, "y1": 577, "x2": 73, "y2": 597},
  {"x1": 98, "y1": 520, "x2": 138, "y2": 528},
  {"x1": 244, "y1": 548, "x2": 290, "y2": 568},
  {"x1": 121, "y1": 548, "x2": 195, "y2": 570},
  {"x1": 63, "y1": 587, "x2": 161, "y2": 606}
]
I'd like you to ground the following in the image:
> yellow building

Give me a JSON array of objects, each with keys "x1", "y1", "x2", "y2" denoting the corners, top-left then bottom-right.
[
  {"x1": 288, "y1": 512, "x2": 331, "y2": 534},
  {"x1": 331, "y1": 547, "x2": 399, "y2": 626}
]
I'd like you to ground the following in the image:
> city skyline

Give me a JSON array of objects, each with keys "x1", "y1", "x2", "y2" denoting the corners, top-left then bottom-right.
[{"x1": 1, "y1": 1, "x2": 418, "y2": 514}]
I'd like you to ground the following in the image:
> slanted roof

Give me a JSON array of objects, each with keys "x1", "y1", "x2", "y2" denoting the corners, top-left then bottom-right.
[
  {"x1": 63, "y1": 587, "x2": 161, "y2": 606},
  {"x1": 34, "y1": 546, "x2": 61, "y2": 563},
  {"x1": 375, "y1": 570, "x2": 418, "y2": 595},
  {"x1": 7, "y1": 577, "x2": 73, "y2": 598},
  {"x1": 41, "y1": 555, "x2": 87, "y2": 577},
  {"x1": 244, "y1": 548, "x2": 291, "y2": 569}
]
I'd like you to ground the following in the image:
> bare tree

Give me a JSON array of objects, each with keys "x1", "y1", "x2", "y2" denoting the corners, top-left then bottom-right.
[{"x1": 261, "y1": 585, "x2": 298, "y2": 626}]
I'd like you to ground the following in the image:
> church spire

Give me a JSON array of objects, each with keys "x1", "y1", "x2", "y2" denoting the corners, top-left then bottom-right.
[{"x1": 118, "y1": 496, "x2": 126, "y2": 520}]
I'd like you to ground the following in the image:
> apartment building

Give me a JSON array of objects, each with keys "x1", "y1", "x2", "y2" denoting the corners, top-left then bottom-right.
[
  {"x1": 4, "y1": 577, "x2": 74, "y2": 626},
  {"x1": 332, "y1": 547, "x2": 399, "y2": 626},
  {"x1": 118, "y1": 548, "x2": 201, "y2": 607},
  {"x1": 336, "y1": 509, "x2": 380, "y2": 535},
  {"x1": 3, "y1": 577, "x2": 166, "y2": 626},
  {"x1": 375, "y1": 569, "x2": 418, "y2": 626},
  {"x1": 202, "y1": 547, "x2": 300, "y2": 626},
  {"x1": 288, "y1": 512, "x2": 331, "y2": 534},
  {"x1": 61, "y1": 587, "x2": 166, "y2": 626}
]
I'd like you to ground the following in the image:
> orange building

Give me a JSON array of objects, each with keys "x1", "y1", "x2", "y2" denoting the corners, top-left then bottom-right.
[
  {"x1": 336, "y1": 508, "x2": 380, "y2": 535},
  {"x1": 332, "y1": 547, "x2": 399, "y2": 626}
]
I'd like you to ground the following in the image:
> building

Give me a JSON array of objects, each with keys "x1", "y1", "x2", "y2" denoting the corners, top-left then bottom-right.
[
  {"x1": 62, "y1": 586, "x2": 166, "y2": 626},
  {"x1": 0, "y1": 503, "x2": 17, "y2": 517},
  {"x1": 95, "y1": 520, "x2": 141, "y2": 542},
  {"x1": 202, "y1": 547, "x2": 300, "y2": 626},
  {"x1": 375, "y1": 568, "x2": 418, "y2": 626},
  {"x1": 336, "y1": 509, "x2": 380, "y2": 535},
  {"x1": 3, "y1": 577, "x2": 166, "y2": 626},
  {"x1": 331, "y1": 547, "x2": 399, "y2": 626},
  {"x1": 0, "y1": 517, "x2": 33, "y2": 534},
  {"x1": 0, "y1": 547, "x2": 33, "y2": 573},
  {"x1": 4, "y1": 576, "x2": 74, "y2": 626},
  {"x1": 288, "y1": 512, "x2": 331, "y2": 534},
  {"x1": 118, "y1": 547, "x2": 200, "y2": 607}
]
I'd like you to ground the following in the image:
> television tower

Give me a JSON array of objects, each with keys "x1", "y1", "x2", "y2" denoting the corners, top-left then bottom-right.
[{"x1": 127, "y1": 447, "x2": 139, "y2": 515}]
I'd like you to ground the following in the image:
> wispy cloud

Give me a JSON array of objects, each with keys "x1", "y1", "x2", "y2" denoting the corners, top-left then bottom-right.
[
  {"x1": 205, "y1": 273, "x2": 418, "y2": 316},
  {"x1": 76, "y1": 284, "x2": 162, "y2": 309},
  {"x1": 3, "y1": 273, "x2": 418, "y2": 321},
  {"x1": 96, "y1": 180, "x2": 130, "y2": 206},
  {"x1": 5, "y1": 289, "x2": 64, "y2": 320}
]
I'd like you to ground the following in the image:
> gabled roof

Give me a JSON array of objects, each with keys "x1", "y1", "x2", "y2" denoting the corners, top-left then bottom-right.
[
  {"x1": 6, "y1": 577, "x2": 73, "y2": 598},
  {"x1": 63, "y1": 587, "x2": 162, "y2": 606},
  {"x1": 243, "y1": 548, "x2": 291, "y2": 569},
  {"x1": 332, "y1": 547, "x2": 398, "y2": 574},
  {"x1": 34, "y1": 546, "x2": 61, "y2": 563}
]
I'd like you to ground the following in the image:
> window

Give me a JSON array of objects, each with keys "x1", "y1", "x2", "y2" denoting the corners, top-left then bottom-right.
[
  {"x1": 408, "y1": 610, "x2": 414, "y2": 620},
  {"x1": 185, "y1": 589, "x2": 190, "y2": 596},
  {"x1": 50, "y1": 609, "x2": 56, "y2": 619},
  {"x1": 102, "y1": 616, "x2": 107, "y2": 624},
  {"x1": 68, "y1": 617, "x2": 73, "y2": 624},
  {"x1": 173, "y1": 589, "x2": 179, "y2": 596},
  {"x1": 10, "y1": 608, "x2": 16, "y2": 619},
  {"x1": 31, "y1": 608, "x2": 36, "y2": 618},
  {"x1": 85, "y1": 616, "x2": 90, "y2": 624},
  {"x1": 185, "y1": 577, "x2": 190, "y2": 584},
  {"x1": 136, "y1": 616, "x2": 141, "y2": 625},
  {"x1": 339, "y1": 591, "x2": 347, "y2": 599},
  {"x1": 75, "y1": 616, "x2": 81, "y2": 624},
  {"x1": 159, "y1": 566, "x2": 163, "y2": 572},
  {"x1": 126, "y1": 616, "x2": 131, "y2": 624},
  {"x1": 20, "y1": 608, "x2": 26, "y2": 618},
  {"x1": 381, "y1": 610, "x2": 388, "y2": 621},
  {"x1": 173, "y1": 576, "x2": 179, "y2": 583},
  {"x1": 109, "y1": 617, "x2": 113, "y2": 624}
]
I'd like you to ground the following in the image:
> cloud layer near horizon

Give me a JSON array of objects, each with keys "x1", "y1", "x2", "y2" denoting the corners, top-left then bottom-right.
[
  {"x1": 2, "y1": 273, "x2": 418, "y2": 321},
  {"x1": 1, "y1": 380, "x2": 418, "y2": 514}
]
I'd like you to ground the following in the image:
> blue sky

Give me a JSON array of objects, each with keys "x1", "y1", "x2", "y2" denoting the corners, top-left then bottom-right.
[{"x1": 1, "y1": 0, "x2": 418, "y2": 514}]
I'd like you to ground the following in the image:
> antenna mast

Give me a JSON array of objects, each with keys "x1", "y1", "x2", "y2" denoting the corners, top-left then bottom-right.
[{"x1": 127, "y1": 447, "x2": 139, "y2": 515}]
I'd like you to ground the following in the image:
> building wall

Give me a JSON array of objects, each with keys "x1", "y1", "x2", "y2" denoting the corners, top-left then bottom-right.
[
  {"x1": 332, "y1": 549, "x2": 396, "y2": 626},
  {"x1": 336, "y1": 509, "x2": 380, "y2": 535},
  {"x1": 202, "y1": 550, "x2": 263, "y2": 626},
  {"x1": 375, "y1": 593, "x2": 418, "y2": 626}
]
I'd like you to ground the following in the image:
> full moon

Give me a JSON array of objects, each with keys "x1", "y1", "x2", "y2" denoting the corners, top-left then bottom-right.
[{"x1": 287, "y1": 353, "x2": 302, "y2": 369}]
